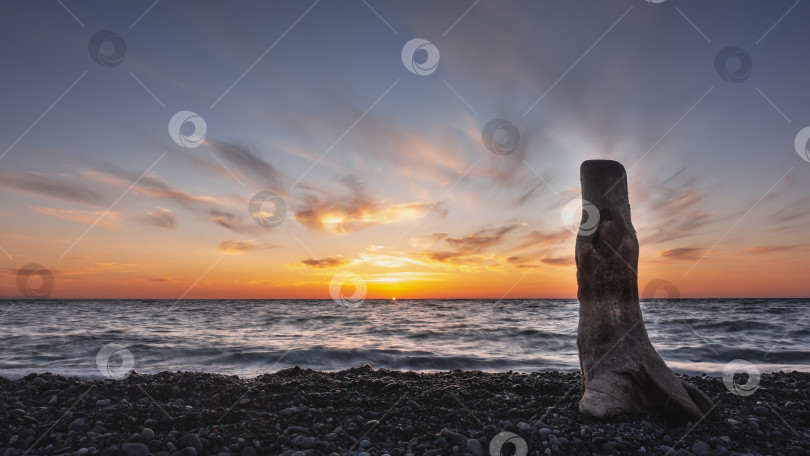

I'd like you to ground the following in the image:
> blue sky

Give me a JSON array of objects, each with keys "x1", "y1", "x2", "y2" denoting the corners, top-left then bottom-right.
[{"x1": 0, "y1": 0, "x2": 809, "y2": 298}]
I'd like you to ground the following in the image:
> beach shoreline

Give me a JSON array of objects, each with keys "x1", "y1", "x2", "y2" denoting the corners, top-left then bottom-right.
[{"x1": 2, "y1": 366, "x2": 808, "y2": 456}]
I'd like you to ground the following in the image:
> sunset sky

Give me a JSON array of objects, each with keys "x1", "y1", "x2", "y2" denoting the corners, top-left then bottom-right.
[{"x1": 1, "y1": 0, "x2": 809, "y2": 299}]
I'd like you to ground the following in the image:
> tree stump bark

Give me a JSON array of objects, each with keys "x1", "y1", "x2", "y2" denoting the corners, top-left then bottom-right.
[{"x1": 575, "y1": 160, "x2": 713, "y2": 421}]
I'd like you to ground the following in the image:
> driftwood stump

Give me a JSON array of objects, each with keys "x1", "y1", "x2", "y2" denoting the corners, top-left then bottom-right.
[{"x1": 575, "y1": 160, "x2": 712, "y2": 421}]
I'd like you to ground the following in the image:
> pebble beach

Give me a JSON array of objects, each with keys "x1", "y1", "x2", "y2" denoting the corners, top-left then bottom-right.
[{"x1": 2, "y1": 366, "x2": 808, "y2": 456}]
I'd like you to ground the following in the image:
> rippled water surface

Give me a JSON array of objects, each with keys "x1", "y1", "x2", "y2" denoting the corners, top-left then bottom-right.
[{"x1": 1, "y1": 299, "x2": 808, "y2": 378}]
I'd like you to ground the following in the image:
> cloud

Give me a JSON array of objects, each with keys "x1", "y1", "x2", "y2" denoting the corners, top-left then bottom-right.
[
  {"x1": 541, "y1": 256, "x2": 574, "y2": 266},
  {"x1": 640, "y1": 212, "x2": 714, "y2": 245},
  {"x1": 288, "y1": 256, "x2": 351, "y2": 269},
  {"x1": 444, "y1": 224, "x2": 521, "y2": 253},
  {"x1": 218, "y1": 239, "x2": 286, "y2": 253},
  {"x1": 658, "y1": 247, "x2": 706, "y2": 261},
  {"x1": 0, "y1": 170, "x2": 109, "y2": 206},
  {"x1": 513, "y1": 229, "x2": 570, "y2": 252},
  {"x1": 133, "y1": 207, "x2": 177, "y2": 230},
  {"x1": 743, "y1": 245, "x2": 796, "y2": 254},
  {"x1": 30, "y1": 207, "x2": 122, "y2": 229},
  {"x1": 295, "y1": 176, "x2": 437, "y2": 233},
  {"x1": 209, "y1": 140, "x2": 285, "y2": 190}
]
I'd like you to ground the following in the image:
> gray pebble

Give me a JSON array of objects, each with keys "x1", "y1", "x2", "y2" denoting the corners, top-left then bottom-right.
[
  {"x1": 142, "y1": 428, "x2": 154, "y2": 441},
  {"x1": 518, "y1": 422, "x2": 531, "y2": 432},
  {"x1": 692, "y1": 440, "x2": 710, "y2": 456},
  {"x1": 240, "y1": 447, "x2": 256, "y2": 456},
  {"x1": 122, "y1": 443, "x2": 149, "y2": 456},
  {"x1": 538, "y1": 427, "x2": 553, "y2": 436},
  {"x1": 96, "y1": 399, "x2": 111, "y2": 406},
  {"x1": 69, "y1": 418, "x2": 91, "y2": 433},
  {"x1": 465, "y1": 439, "x2": 483, "y2": 456},
  {"x1": 178, "y1": 434, "x2": 203, "y2": 455}
]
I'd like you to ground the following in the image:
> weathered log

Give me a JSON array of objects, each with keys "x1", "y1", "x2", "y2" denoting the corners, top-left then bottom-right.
[{"x1": 575, "y1": 159, "x2": 712, "y2": 421}]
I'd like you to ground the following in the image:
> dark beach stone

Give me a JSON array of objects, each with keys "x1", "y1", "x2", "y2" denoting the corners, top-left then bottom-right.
[
  {"x1": 142, "y1": 428, "x2": 155, "y2": 441},
  {"x1": 178, "y1": 434, "x2": 203, "y2": 455},
  {"x1": 439, "y1": 429, "x2": 466, "y2": 446},
  {"x1": 691, "y1": 440, "x2": 710, "y2": 456},
  {"x1": 465, "y1": 439, "x2": 483, "y2": 456},
  {"x1": 240, "y1": 447, "x2": 257, "y2": 456},
  {"x1": 754, "y1": 406, "x2": 769, "y2": 416},
  {"x1": 69, "y1": 418, "x2": 91, "y2": 433},
  {"x1": 122, "y1": 443, "x2": 149, "y2": 456}
]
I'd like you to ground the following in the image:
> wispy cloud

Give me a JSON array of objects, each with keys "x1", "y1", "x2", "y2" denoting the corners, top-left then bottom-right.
[
  {"x1": 133, "y1": 207, "x2": 177, "y2": 230},
  {"x1": 209, "y1": 140, "x2": 285, "y2": 190},
  {"x1": 0, "y1": 169, "x2": 109, "y2": 206},
  {"x1": 30, "y1": 206, "x2": 123, "y2": 229},
  {"x1": 218, "y1": 239, "x2": 286, "y2": 254},
  {"x1": 658, "y1": 247, "x2": 706, "y2": 261},
  {"x1": 288, "y1": 256, "x2": 351, "y2": 269},
  {"x1": 743, "y1": 245, "x2": 797, "y2": 254},
  {"x1": 295, "y1": 176, "x2": 437, "y2": 233}
]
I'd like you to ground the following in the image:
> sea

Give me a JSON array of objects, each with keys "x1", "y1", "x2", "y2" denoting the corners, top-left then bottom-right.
[{"x1": 1, "y1": 299, "x2": 808, "y2": 379}]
